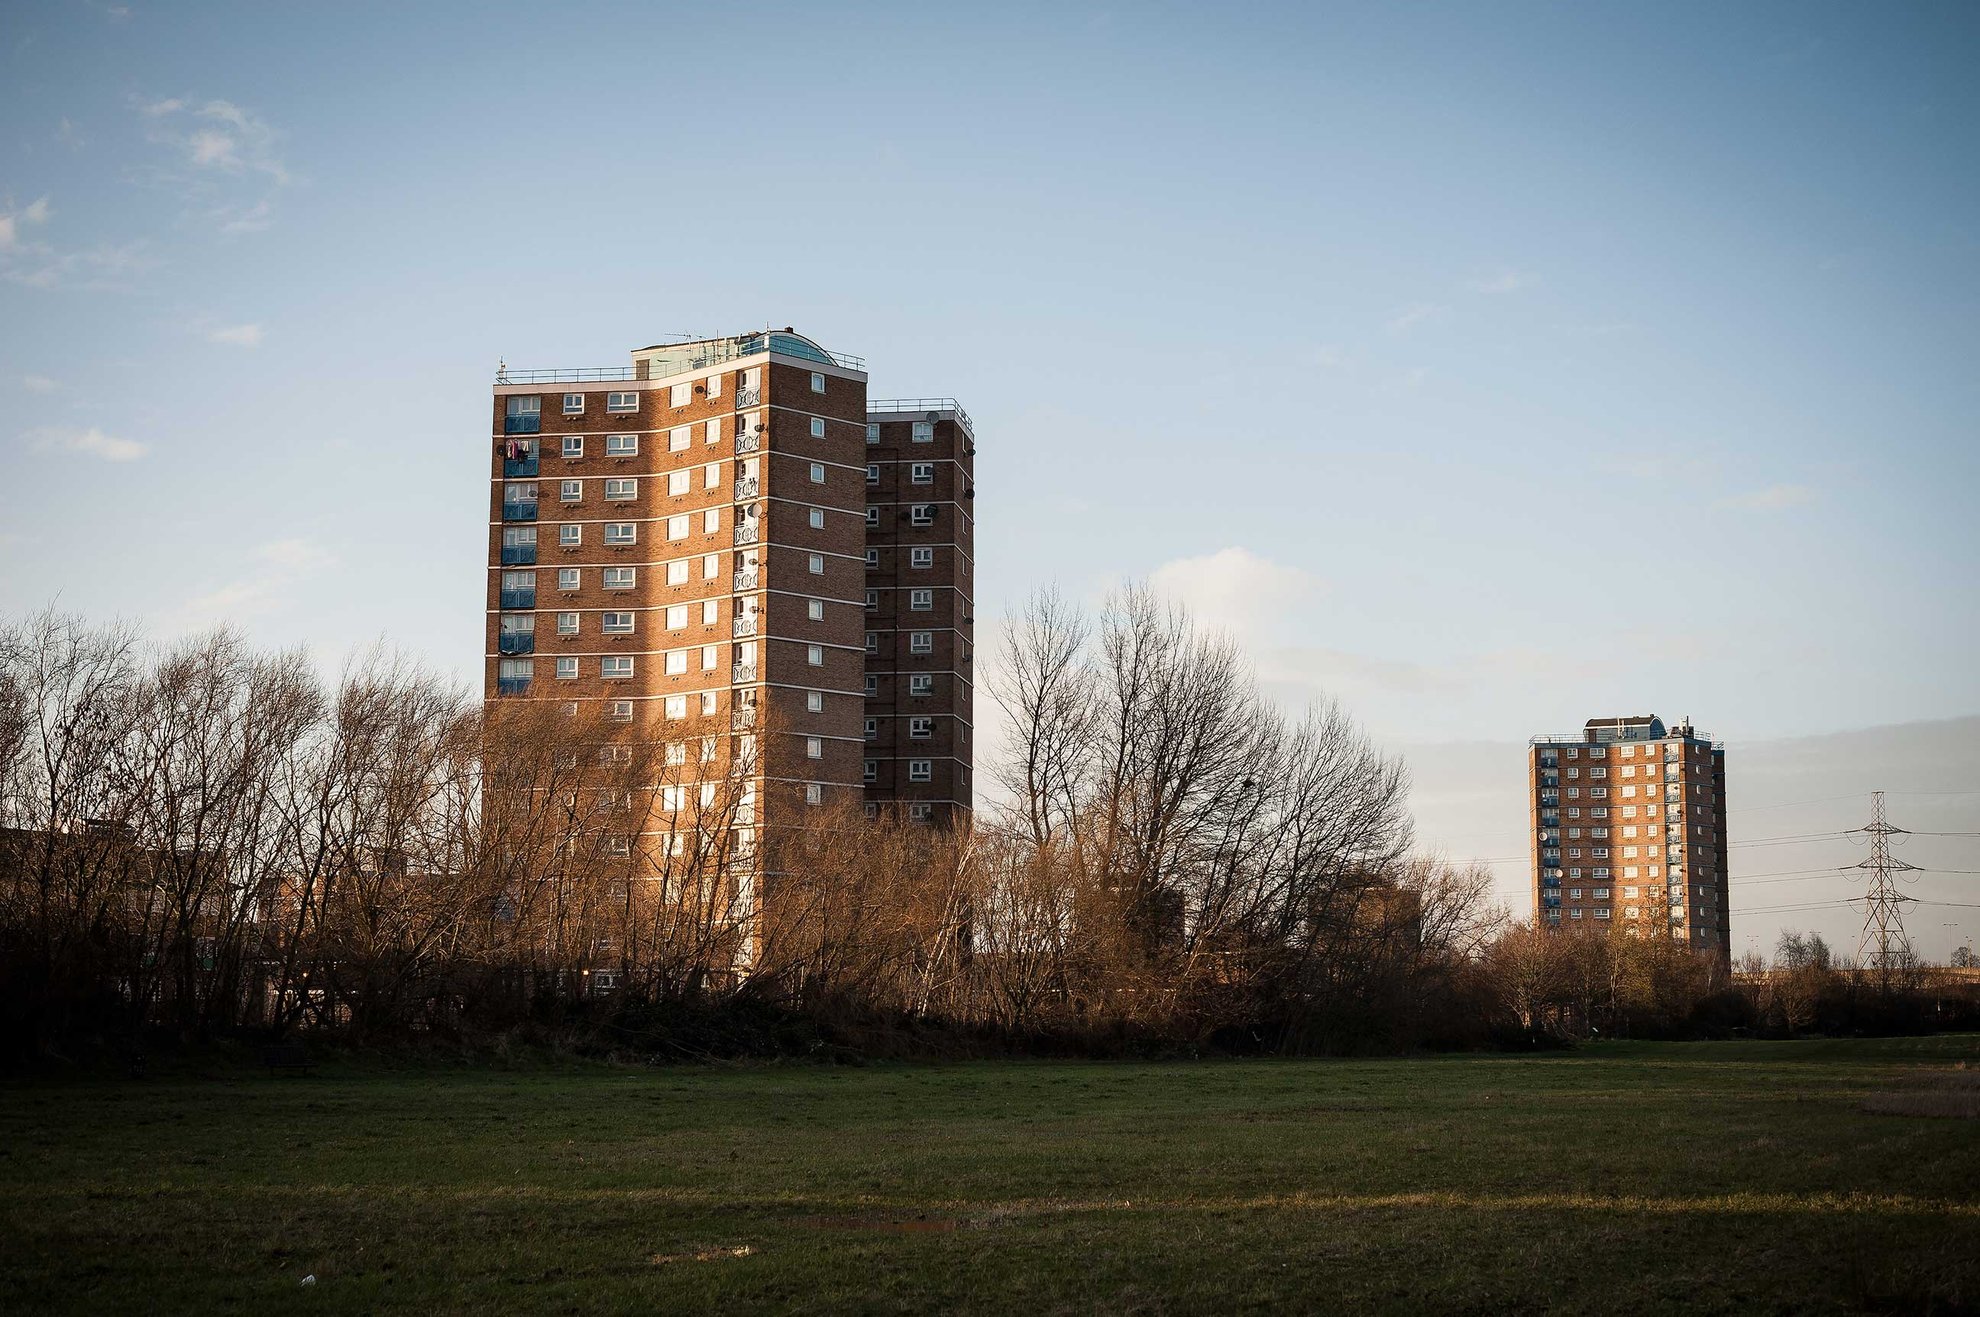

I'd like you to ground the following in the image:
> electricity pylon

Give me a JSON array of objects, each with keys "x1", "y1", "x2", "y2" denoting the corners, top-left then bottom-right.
[{"x1": 1849, "y1": 791, "x2": 1917, "y2": 982}]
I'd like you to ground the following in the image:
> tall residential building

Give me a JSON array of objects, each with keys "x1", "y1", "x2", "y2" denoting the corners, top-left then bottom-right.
[
  {"x1": 1528, "y1": 714, "x2": 1730, "y2": 962},
  {"x1": 487, "y1": 330, "x2": 974, "y2": 910}
]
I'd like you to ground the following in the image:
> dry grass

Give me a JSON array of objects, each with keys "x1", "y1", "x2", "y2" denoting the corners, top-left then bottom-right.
[{"x1": 1862, "y1": 1064, "x2": 1980, "y2": 1119}]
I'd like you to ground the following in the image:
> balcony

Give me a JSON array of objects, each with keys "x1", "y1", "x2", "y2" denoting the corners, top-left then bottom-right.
[
  {"x1": 736, "y1": 431, "x2": 760, "y2": 454},
  {"x1": 733, "y1": 477, "x2": 759, "y2": 499},
  {"x1": 733, "y1": 570, "x2": 758, "y2": 592},
  {"x1": 735, "y1": 386, "x2": 762, "y2": 407},
  {"x1": 501, "y1": 501, "x2": 538, "y2": 521},
  {"x1": 733, "y1": 616, "x2": 757, "y2": 639},
  {"x1": 500, "y1": 545, "x2": 537, "y2": 566},
  {"x1": 734, "y1": 524, "x2": 759, "y2": 546},
  {"x1": 498, "y1": 633, "x2": 535, "y2": 655},
  {"x1": 731, "y1": 707, "x2": 757, "y2": 730},
  {"x1": 503, "y1": 458, "x2": 539, "y2": 478},
  {"x1": 732, "y1": 663, "x2": 756, "y2": 683},
  {"x1": 496, "y1": 677, "x2": 531, "y2": 696},
  {"x1": 504, "y1": 415, "x2": 541, "y2": 435},
  {"x1": 498, "y1": 589, "x2": 535, "y2": 610}
]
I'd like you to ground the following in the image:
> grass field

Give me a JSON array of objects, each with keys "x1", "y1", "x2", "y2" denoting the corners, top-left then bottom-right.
[{"x1": 3, "y1": 1037, "x2": 1978, "y2": 1314}]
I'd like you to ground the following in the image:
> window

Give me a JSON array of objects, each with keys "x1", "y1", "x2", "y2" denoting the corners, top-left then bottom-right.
[
  {"x1": 559, "y1": 524, "x2": 581, "y2": 546},
  {"x1": 703, "y1": 508, "x2": 720, "y2": 534},
  {"x1": 910, "y1": 546, "x2": 934, "y2": 569},
  {"x1": 665, "y1": 604, "x2": 688, "y2": 629},
  {"x1": 863, "y1": 759, "x2": 878, "y2": 783},
  {"x1": 607, "y1": 392, "x2": 637, "y2": 414},
  {"x1": 806, "y1": 691, "x2": 824, "y2": 713},
  {"x1": 556, "y1": 611, "x2": 579, "y2": 635},
  {"x1": 667, "y1": 426, "x2": 690, "y2": 453},
  {"x1": 808, "y1": 508, "x2": 825, "y2": 530},
  {"x1": 864, "y1": 675, "x2": 878, "y2": 695},
  {"x1": 910, "y1": 717, "x2": 933, "y2": 739},
  {"x1": 561, "y1": 436, "x2": 583, "y2": 458},
  {"x1": 701, "y1": 599, "x2": 718, "y2": 625},
  {"x1": 909, "y1": 759, "x2": 932, "y2": 782},
  {"x1": 669, "y1": 382, "x2": 692, "y2": 407},
  {"x1": 865, "y1": 506, "x2": 880, "y2": 528},
  {"x1": 602, "y1": 656, "x2": 634, "y2": 679},
  {"x1": 663, "y1": 694, "x2": 687, "y2": 719},
  {"x1": 603, "y1": 567, "x2": 635, "y2": 590},
  {"x1": 807, "y1": 599, "x2": 825, "y2": 621},
  {"x1": 809, "y1": 416, "x2": 826, "y2": 439},
  {"x1": 667, "y1": 515, "x2": 689, "y2": 541},
  {"x1": 807, "y1": 644, "x2": 823, "y2": 666},
  {"x1": 700, "y1": 691, "x2": 718, "y2": 715},
  {"x1": 555, "y1": 657, "x2": 578, "y2": 680},
  {"x1": 805, "y1": 737, "x2": 823, "y2": 760},
  {"x1": 864, "y1": 589, "x2": 878, "y2": 611},
  {"x1": 705, "y1": 373, "x2": 722, "y2": 398},
  {"x1": 809, "y1": 371, "x2": 826, "y2": 394},
  {"x1": 910, "y1": 589, "x2": 933, "y2": 611},
  {"x1": 864, "y1": 548, "x2": 879, "y2": 568},
  {"x1": 701, "y1": 645, "x2": 718, "y2": 670},
  {"x1": 563, "y1": 393, "x2": 585, "y2": 416},
  {"x1": 706, "y1": 418, "x2": 721, "y2": 445},
  {"x1": 705, "y1": 462, "x2": 720, "y2": 490},
  {"x1": 863, "y1": 717, "x2": 878, "y2": 741},
  {"x1": 909, "y1": 674, "x2": 932, "y2": 697},
  {"x1": 865, "y1": 632, "x2": 879, "y2": 654},
  {"x1": 664, "y1": 651, "x2": 687, "y2": 675},
  {"x1": 909, "y1": 504, "x2": 934, "y2": 526},
  {"x1": 911, "y1": 462, "x2": 934, "y2": 484},
  {"x1": 558, "y1": 567, "x2": 581, "y2": 590},
  {"x1": 605, "y1": 523, "x2": 636, "y2": 546},
  {"x1": 910, "y1": 631, "x2": 933, "y2": 654},
  {"x1": 911, "y1": 421, "x2": 933, "y2": 443},
  {"x1": 667, "y1": 469, "x2": 690, "y2": 496},
  {"x1": 804, "y1": 783, "x2": 823, "y2": 806},
  {"x1": 609, "y1": 700, "x2": 633, "y2": 722},
  {"x1": 808, "y1": 553, "x2": 825, "y2": 575},
  {"x1": 703, "y1": 554, "x2": 720, "y2": 579},
  {"x1": 602, "y1": 611, "x2": 634, "y2": 635},
  {"x1": 865, "y1": 423, "x2": 880, "y2": 445},
  {"x1": 605, "y1": 434, "x2": 638, "y2": 457},
  {"x1": 866, "y1": 463, "x2": 879, "y2": 485},
  {"x1": 560, "y1": 480, "x2": 582, "y2": 503}
]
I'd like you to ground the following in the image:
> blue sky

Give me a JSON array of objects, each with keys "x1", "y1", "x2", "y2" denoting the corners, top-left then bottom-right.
[{"x1": 4, "y1": 1, "x2": 1977, "y2": 939}]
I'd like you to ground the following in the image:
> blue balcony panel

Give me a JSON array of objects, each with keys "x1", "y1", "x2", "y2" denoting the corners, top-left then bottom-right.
[
  {"x1": 502, "y1": 502, "x2": 539, "y2": 521},
  {"x1": 504, "y1": 415, "x2": 541, "y2": 435},
  {"x1": 500, "y1": 546, "x2": 537, "y2": 566},
  {"x1": 503, "y1": 459, "x2": 539, "y2": 478},
  {"x1": 498, "y1": 589, "x2": 536, "y2": 610},
  {"x1": 496, "y1": 677, "x2": 531, "y2": 696}
]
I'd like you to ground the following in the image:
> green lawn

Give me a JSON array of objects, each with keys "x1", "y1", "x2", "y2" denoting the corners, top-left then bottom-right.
[{"x1": 3, "y1": 1037, "x2": 1977, "y2": 1314}]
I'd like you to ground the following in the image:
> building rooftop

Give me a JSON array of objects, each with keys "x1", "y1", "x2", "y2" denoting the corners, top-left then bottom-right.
[
  {"x1": 1530, "y1": 714, "x2": 1720, "y2": 747},
  {"x1": 494, "y1": 328, "x2": 863, "y2": 385}
]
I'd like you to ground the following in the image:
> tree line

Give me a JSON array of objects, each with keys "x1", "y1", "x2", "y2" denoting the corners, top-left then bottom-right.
[{"x1": 2, "y1": 600, "x2": 1970, "y2": 1065}]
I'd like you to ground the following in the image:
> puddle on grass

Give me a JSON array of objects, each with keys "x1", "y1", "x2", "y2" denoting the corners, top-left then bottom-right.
[{"x1": 798, "y1": 1215, "x2": 961, "y2": 1234}]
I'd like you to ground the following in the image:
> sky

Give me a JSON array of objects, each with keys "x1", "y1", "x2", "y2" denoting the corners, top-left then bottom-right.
[{"x1": 3, "y1": 1, "x2": 1976, "y2": 953}]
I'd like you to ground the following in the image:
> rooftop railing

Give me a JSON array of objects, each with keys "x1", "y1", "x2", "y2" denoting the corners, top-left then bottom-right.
[
  {"x1": 870, "y1": 397, "x2": 974, "y2": 437},
  {"x1": 495, "y1": 332, "x2": 865, "y2": 387}
]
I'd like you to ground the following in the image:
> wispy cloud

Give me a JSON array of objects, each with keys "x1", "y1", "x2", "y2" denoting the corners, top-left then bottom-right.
[
  {"x1": 55, "y1": 117, "x2": 86, "y2": 149},
  {"x1": 1468, "y1": 268, "x2": 1531, "y2": 295},
  {"x1": 1384, "y1": 302, "x2": 1449, "y2": 334},
  {"x1": 21, "y1": 374, "x2": 58, "y2": 394},
  {"x1": 25, "y1": 425, "x2": 148, "y2": 462},
  {"x1": 136, "y1": 96, "x2": 292, "y2": 234},
  {"x1": 1149, "y1": 546, "x2": 1326, "y2": 645},
  {"x1": 0, "y1": 196, "x2": 52, "y2": 249},
  {"x1": 207, "y1": 322, "x2": 264, "y2": 348},
  {"x1": 1717, "y1": 483, "x2": 1818, "y2": 512},
  {"x1": 168, "y1": 538, "x2": 338, "y2": 632}
]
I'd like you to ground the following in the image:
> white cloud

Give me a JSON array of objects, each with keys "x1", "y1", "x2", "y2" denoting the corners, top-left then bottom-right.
[
  {"x1": 1716, "y1": 484, "x2": 1817, "y2": 512},
  {"x1": 135, "y1": 95, "x2": 291, "y2": 234},
  {"x1": 22, "y1": 374, "x2": 58, "y2": 394},
  {"x1": 214, "y1": 199, "x2": 272, "y2": 234},
  {"x1": 26, "y1": 425, "x2": 148, "y2": 462},
  {"x1": 168, "y1": 538, "x2": 338, "y2": 632},
  {"x1": 1384, "y1": 302, "x2": 1449, "y2": 334},
  {"x1": 207, "y1": 322, "x2": 263, "y2": 348},
  {"x1": 1468, "y1": 268, "x2": 1531, "y2": 294},
  {"x1": 1149, "y1": 546, "x2": 1325, "y2": 645},
  {"x1": 0, "y1": 196, "x2": 52, "y2": 249}
]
